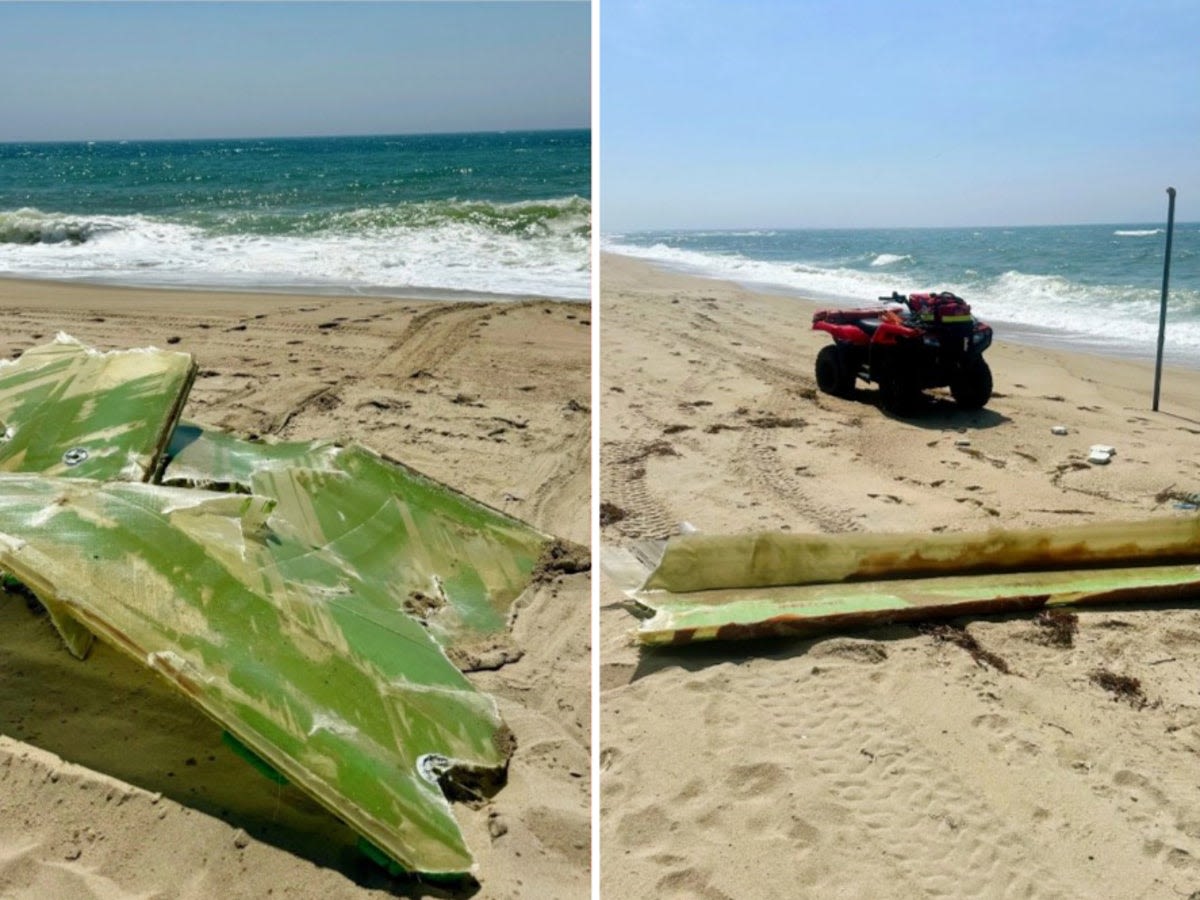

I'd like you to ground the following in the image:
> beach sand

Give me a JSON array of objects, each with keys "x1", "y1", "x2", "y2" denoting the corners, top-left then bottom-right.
[
  {"x1": 0, "y1": 278, "x2": 591, "y2": 899},
  {"x1": 600, "y1": 253, "x2": 1200, "y2": 898}
]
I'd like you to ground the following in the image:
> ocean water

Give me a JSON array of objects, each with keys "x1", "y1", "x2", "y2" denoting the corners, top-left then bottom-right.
[
  {"x1": 606, "y1": 224, "x2": 1200, "y2": 363},
  {"x1": 0, "y1": 130, "x2": 590, "y2": 299}
]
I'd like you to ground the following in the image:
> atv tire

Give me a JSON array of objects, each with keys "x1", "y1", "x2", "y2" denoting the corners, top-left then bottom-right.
[
  {"x1": 877, "y1": 364, "x2": 921, "y2": 416},
  {"x1": 950, "y1": 358, "x2": 993, "y2": 410},
  {"x1": 815, "y1": 345, "x2": 855, "y2": 398}
]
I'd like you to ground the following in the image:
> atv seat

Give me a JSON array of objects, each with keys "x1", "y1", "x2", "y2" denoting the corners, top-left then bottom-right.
[{"x1": 857, "y1": 317, "x2": 883, "y2": 336}]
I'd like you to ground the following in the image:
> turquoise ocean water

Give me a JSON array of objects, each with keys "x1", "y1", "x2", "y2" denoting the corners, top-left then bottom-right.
[
  {"x1": 607, "y1": 223, "x2": 1200, "y2": 363},
  {"x1": 0, "y1": 130, "x2": 590, "y2": 299}
]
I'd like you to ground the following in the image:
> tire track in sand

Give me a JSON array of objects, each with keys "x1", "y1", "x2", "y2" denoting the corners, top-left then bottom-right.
[
  {"x1": 729, "y1": 386, "x2": 863, "y2": 534},
  {"x1": 265, "y1": 301, "x2": 480, "y2": 436},
  {"x1": 734, "y1": 661, "x2": 1082, "y2": 899},
  {"x1": 672, "y1": 330, "x2": 862, "y2": 532},
  {"x1": 600, "y1": 437, "x2": 679, "y2": 540}
]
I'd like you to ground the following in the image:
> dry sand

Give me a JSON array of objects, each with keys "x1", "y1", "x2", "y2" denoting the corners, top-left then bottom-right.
[
  {"x1": 600, "y1": 253, "x2": 1200, "y2": 899},
  {"x1": 0, "y1": 278, "x2": 591, "y2": 899}
]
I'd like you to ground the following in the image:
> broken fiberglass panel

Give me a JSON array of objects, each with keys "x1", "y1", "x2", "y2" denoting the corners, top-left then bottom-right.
[
  {"x1": 163, "y1": 425, "x2": 557, "y2": 647},
  {"x1": 0, "y1": 471, "x2": 509, "y2": 876},
  {"x1": 0, "y1": 335, "x2": 195, "y2": 482}
]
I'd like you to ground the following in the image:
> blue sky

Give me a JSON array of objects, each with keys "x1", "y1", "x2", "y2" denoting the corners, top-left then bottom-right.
[
  {"x1": 601, "y1": 0, "x2": 1199, "y2": 229},
  {"x1": 0, "y1": 2, "x2": 590, "y2": 142}
]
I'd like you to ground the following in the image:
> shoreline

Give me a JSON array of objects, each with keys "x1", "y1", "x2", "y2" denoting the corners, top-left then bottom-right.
[
  {"x1": 600, "y1": 253, "x2": 1200, "y2": 899},
  {"x1": 0, "y1": 276, "x2": 591, "y2": 898},
  {"x1": 602, "y1": 248, "x2": 1199, "y2": 370},
  {"x1": 0, "y1": 272, "x2": 588, "y2": 305}
]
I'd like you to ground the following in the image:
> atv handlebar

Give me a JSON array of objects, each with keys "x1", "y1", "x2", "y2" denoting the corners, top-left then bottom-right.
[{"x1": 878, "y1": 292, "x2": 907, "y2": 304}]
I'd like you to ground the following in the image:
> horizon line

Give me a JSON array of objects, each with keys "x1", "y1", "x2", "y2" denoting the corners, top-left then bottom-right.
[
  {"x1": 601, "y1": 220, "x2": 1195, "y2": 234},
  {"x1": 0, "y1": 125, "x2": 592, "y2": 146}
]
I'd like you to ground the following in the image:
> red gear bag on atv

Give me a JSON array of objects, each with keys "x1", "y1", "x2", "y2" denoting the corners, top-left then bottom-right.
[{"x1": 906, "y1": 292, "x2": 974, "y2": 331}]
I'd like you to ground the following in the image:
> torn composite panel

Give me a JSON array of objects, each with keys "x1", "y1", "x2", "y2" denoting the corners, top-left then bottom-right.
[
  {"x1": 0, "y1": 472, "x2": 511, "y2": 876},
  {"x1": 162, "y1": 424, "x2": 556, "y2": 650},
  {"x1": 0, "y1": 336, "x2": 558, "y2": 876},
  {"x1": 0, "y1": 334, "x2": 198, "y2": 656},
  {"x1": 0, "y1": 334, "x2": 195, "y2": 482},
  {"x1": 632, "y1": 517, "x2": 1200, "y2": 644}
]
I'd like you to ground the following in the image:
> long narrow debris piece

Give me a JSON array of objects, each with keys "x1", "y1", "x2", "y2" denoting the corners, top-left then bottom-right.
[{"x1": 631, "y1": 518, "x2": 1200, "y2": 644}]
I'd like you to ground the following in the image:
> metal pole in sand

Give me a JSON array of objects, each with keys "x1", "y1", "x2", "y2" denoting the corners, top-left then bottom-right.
[{"x1": 1152, "y1": 186, "x2": 1177, "y2": 412}]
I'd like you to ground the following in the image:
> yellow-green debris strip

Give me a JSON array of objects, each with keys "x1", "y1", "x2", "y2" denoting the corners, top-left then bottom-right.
[
  {"x1": 632, "y1": 517, "x2": 1200, "y2": 644},
  {"x1": 163, "y1": 424, "x2": 556, "y2": 649},
  {"x1": 0, "y1": 334, "x2": 195, "y2": 482},
  {"x1": 0, "y1": 472, "x2": 511, "y2": 876}
]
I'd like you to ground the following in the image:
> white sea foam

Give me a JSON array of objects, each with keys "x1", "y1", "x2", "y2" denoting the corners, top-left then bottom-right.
[
  {"x1": 961, "y1": 270, "x2": 1200, "y2": 353},
  {"x1": 0, "y1": 204, "x2": 591, "y2": 300},
  {"x1": 604, "y1": 239, "x2": 1200, "y2": 357},
  {"x1": 1114, "y1": 229, "x2": 1163, "y2": 237},
  {"x1": 604, "y1": 238, "x2": 901, "y2": 304},
  {"x1": 869, "y1": 253, "x2": 912, "y2": 267}
]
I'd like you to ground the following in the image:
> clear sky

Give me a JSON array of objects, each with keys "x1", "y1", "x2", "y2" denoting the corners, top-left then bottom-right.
[
  {"x1": 601, "y1": 0, "x2": 1199, "y2": 230},
  {"x1": 0, "y1": 2, "x2": 590, "y2": 142}
]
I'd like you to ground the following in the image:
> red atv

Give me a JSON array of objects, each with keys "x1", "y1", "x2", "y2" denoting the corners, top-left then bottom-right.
[{"x1": 812, "y1": 291, "x2": 993, "y2": 414}]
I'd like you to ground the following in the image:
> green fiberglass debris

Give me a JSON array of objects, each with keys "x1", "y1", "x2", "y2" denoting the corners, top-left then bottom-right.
[{"x1": 0, "y1": 335, "x2": 569, "y2": 877}]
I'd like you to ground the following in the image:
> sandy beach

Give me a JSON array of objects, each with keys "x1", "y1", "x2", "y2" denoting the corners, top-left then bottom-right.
[
  {"x1": 0, "y1": 278, "x2": 591, "y2": 899},
  {"x1": 600, "y1": 253, "x2": 1200, "y2": 898}
]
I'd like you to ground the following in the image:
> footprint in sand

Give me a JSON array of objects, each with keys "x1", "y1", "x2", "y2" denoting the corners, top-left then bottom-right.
[
  {"x1": 654, "y1": 867, "x2": 735, "y2": 900},
  {"x1": 614, "y1": 802, "x2": 672, "y2": 846},
  {"x1": 809, "y1": 638, "x2": 888, "y2": 664},
  {"x1": 725, "y1": 761, "x2": 787, "y2": 798}
]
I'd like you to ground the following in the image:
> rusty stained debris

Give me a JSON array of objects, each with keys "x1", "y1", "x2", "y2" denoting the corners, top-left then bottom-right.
[
  {"x1": 0, "y1": 334, "x2": 563, "y2": 877},
  {"x1": 630, "y1": 518, "x2": 1200, "y2": 645}
]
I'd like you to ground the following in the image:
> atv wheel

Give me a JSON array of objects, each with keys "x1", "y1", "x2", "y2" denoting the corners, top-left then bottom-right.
[
  {"x1": 950, "y1": 358, "x2": 993, "y2": 410},
  {"x1": 815, "y1": 345, "x2": 855, "y2": 397},
  {"x1": 878, "y1": 367, "x2": 921, "y2": 416}
]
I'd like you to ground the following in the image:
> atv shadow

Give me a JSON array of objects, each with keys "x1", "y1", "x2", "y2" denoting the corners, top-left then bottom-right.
[{"x1": 846, "y1": 386, "x2": 1010, "y2": 430}]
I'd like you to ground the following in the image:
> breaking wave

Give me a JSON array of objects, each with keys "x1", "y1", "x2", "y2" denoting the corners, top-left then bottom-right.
[
  {"x1": 197, "y1": 196, "x2": 591, "y2": 239},
  {"x1": 869, "y1": 253, "x2": 913, "y2": 267},
  {"x1": 0, "y1": 208, "x2": 113, "y2": 245},
  {"x1": 1114, "y1": 229, "x2": 1163, "y2": 237},
  {"x1": 0, "y1": 198, "x2": 592, "y2": 299}
]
